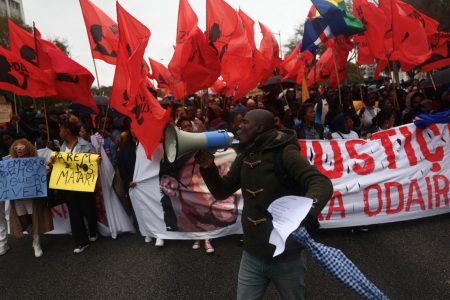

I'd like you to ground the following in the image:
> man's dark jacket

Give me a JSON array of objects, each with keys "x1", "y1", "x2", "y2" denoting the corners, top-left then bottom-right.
[{"x1": 200, "y1": 129, "x2": 333, "y2": 259}]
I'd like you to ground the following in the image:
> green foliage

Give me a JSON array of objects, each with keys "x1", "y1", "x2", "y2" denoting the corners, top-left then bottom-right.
[
  {"x1": 50, "y1": 38, "x2": 71, "y2": 56},
  {"x1": 346, "y1": 62, "x2": 364, "y2": 84},
  {"x1": 284, "y1": 23, "x2": 304, "y2": 56}
]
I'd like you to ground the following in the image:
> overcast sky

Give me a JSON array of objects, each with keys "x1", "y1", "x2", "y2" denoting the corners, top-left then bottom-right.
[{"x1": 22, "y1": 0, "x2": 310, "y2": 86}]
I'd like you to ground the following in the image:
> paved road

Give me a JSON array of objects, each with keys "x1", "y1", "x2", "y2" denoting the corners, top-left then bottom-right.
[{"x1": 1, "y1": 214, "x2": 449, "y2": 300}]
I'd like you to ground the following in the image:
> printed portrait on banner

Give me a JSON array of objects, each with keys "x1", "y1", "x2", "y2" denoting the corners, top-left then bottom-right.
[{"x1": 160, "y1": 148, "x2": 241, "y2": 232}]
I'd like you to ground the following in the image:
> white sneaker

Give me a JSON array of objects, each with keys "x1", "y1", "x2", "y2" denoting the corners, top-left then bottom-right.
[
  {"x1": 204, "y1": 239, "x2": 215, "y2": 254},
  {"x1": 192, "y1": 240, "x2": 201, "y2": 250},
  {"x1": 73, "y1": 244, "x2": 89, "y2": 254},
  {"x1": 0, "y1": 245, "x2": 10, "y2": 256},
  {"x1": 33, "y1": 245, "x2": 43, "y2": 258},
  {"x1": 155, "y1": 238, "x2": 164, "y2": 247},
  {"x1": 33, "y1": 235, "x2": 43, "y2": 258},
  {"x1": 144, "y1": 236, "x2": 152, "y2": 243}
]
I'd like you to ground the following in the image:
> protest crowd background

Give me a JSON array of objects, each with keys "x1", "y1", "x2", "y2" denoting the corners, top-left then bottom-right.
[{"x1": 0, "y1": 0, "x2": 449, "y2": 299}]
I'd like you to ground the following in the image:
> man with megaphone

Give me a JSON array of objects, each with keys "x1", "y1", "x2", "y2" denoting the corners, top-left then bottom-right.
[{"x1": 196, "y1": 109, "x2": 333, "y2": 300}]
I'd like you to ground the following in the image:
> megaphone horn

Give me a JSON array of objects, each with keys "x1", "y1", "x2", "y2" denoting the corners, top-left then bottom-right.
[{"x1": 163, "y1": 124, "x2": 234, "y2": 163}]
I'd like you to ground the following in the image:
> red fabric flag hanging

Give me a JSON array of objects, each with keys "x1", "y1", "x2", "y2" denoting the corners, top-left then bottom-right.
[
  {"x1": 238, "y1": 9, "x2": 256, "y2": 50},
  {"x1": 150, "y1": 58, "x2": 186, "y2": 100},
  {"x1": 380, "y1": 0, "x2": 431, "y2": 67},
  {"x1": 395, "y1": 0, "x2": 439, "y2": 36},
  {"x1": 110, "y1": 2, "x2": 170, "y2": 158},
  {"x1": 327, "y1": 37, "x2": 351, "y2": 87},
  {"x1": 259, "y1": 22, "x2": 282, "y2": 84},
  {"x1": 79, "y1": 0, "x2": 119, "y2": 65},
  {"x1": 33, "y1": 28, "x2": 98, "y2": 112},
  {"x1": 206, "y1": 0, "x2": 252, "y2": 89},
  {"x1": 133, "y1": 81, "x2": 171, "y2": 159},
  {"x1": 307, "y1": 47, "x2": 332, "y2": 86},
  {"x1": 80, "y1": 0, "x2": 119, "y2": 65},
  {"x1": 229, "y1": 9, "x2": 263, "y2": 100},
  {"x1": 280, "y1": 43, "x2": 300, "y2": 78},
  {"x1": 353, "y1": 35, "x2": 375, "y2": 65},
  {"x1": 280, "y1": 42, "x2": 314, "y2": 82},
  {"x1": 0, "y1": 46, "x2": 56, "y2": 98},
  {"x1": 149, "y1": 58, "x2": 172, "y2": 90},
  {"x1": 211, "y1": 78, "x2": 228, "y2": 94},
  {"x1": 8, "y1": 19, "x2": 38, "y2": 66},
  {"x1": 374, "y1": 59, "x2": 388, "y2": 80},
  {"x1": 175, "y1": 0, "x2": 197, "y2": 44},
  {"x1": 169, "y1": 0, "x2": 220, "y2": 95},
  {"x1": 353, "y1": 0, "x2": 387, "y2": 61},
  {"x1": 421, "y1": 32, "x2": 450, "y2": 72},
  {"x1": 229, "y1": 9, "x2": 269, "y2": 100}
]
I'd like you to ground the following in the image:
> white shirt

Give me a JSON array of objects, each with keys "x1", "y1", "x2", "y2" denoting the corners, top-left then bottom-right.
[
  {"x1": 358, "y1": 106, "x2": 380, "y2": 130},
  {"x1": 332, "y1": 131, "x2": 360, "y2": 140}
]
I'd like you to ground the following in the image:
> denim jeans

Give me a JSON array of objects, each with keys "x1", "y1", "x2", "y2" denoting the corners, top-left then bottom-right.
[
  {"x1": 237, "y1": 250, "x2": 307, "y2": 300},
  {"x1": 0, "y1": 202, "x2": 7, "y2": 251}
]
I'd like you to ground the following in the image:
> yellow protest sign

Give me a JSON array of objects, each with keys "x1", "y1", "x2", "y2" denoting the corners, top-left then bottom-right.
[{"x1": 49, "y1": 152, "x2": 99, "y2": 192}]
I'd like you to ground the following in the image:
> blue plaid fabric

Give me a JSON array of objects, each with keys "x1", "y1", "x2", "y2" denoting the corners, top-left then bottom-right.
[{"x1": 292, "y1": 227, "x2": 389, "y2": 300}]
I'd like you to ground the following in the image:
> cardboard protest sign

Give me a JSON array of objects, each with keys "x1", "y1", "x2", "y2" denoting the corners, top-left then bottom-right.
[
  {"x1": 0, "y1": 95, "x2": 12, "y2": 124},
  {"x1": 0, "y1": 157, "x2": 47, "y2": 201},
  {"x1": 49, "y1": 152, "x2": 99, "y2": 192}
]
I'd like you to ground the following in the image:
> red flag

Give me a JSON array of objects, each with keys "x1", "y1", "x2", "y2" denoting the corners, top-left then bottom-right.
[
  {"x1": 206, "y1": 0, "x2": 252, "y2": 89},
  {"x1": 8, "y1": 19, "x2": 38, "y2": 66},
  {"x1": 231, "y1": 9, "x2": 267, "y2": 100},
  {"x1": 280, "y1": 43, "x2": 314, "y2": 81},
  {"x1": 353, "y1": 35, "x2": 375, "y2": 65},
  {"x1": 380, "y1": 0, "x2": 432, "y2": 67},
  {"x1": 79, "y1": 0, "x2": 119, "y2": 65},
  {"x1": 307, "y1": 37, "x2": 350, "y2": 87},
  {"x1": 421, "y1": 32, "x2": 450, "y2": 72},
  {"x1": 211, "y1": 78, "x2": 228, "y2": 94},
  {"x1": 175, "y1": 0, "x2": 197, "y2": 44},
  {"x1": 33, "y1": 28, "x2": 97, "y2": 112},
  {"x1": 374, "y1": 59, "x2": 388, "y2": 80},
  {"x1": 353, "y1": 0, "x2": 387, "y2": 60},
  {"x1": 0, "y1": 46, "x2": 56, "y2": 98},
  {"x1": 308, "y1": 48, "x2": 332, "y2": 86},
  {"x1": 259, "y1": 22, "x2": 281, "y2": 83},
  {"x1": 327, "y1": 37, "x2": 351, "y2": 87},
  {"x1": 110, "y1": 2, "x2": 170, "y2": 158},
  {"x1": 133, "y1": 81, "x2": 171, "y2": 159},
  {"x1": 169, "y1": 0, "x2": 220, "y2": 95},
  {"x1": 238, "y1": 9, "x2": 256, "y2": 50},
  {"x1": 395, "y1": 0, "x2": 439, "y2": 36},
  {"x1": 150, "y1": 58, "x2": 186, "y2": 100}
]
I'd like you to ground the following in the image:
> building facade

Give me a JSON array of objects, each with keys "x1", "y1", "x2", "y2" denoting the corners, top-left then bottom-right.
[{"x1": 0, "y1": 0, "x2": 25, "y2": 22}]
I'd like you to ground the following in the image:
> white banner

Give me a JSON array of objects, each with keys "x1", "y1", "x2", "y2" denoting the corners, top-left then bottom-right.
[
  {"x1": 306, "y1": 123, "x2": 450, "y2": 228},
  {"x1": 45, "y1": 123, "x2": 450, "y2": 238},
  {"x1": 129, "y1": 144, "x2": 243, "y2": 240}
]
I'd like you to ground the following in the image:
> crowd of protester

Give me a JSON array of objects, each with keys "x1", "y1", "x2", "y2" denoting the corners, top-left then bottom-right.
[{"x1": 0, "y1": 78, "x2": 449, "y2": 257}]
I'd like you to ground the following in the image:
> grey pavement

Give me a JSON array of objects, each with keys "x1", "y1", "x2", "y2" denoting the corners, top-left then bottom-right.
[{"x1": 0, "y1": 214, "x2": 449, "y2": 300}]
